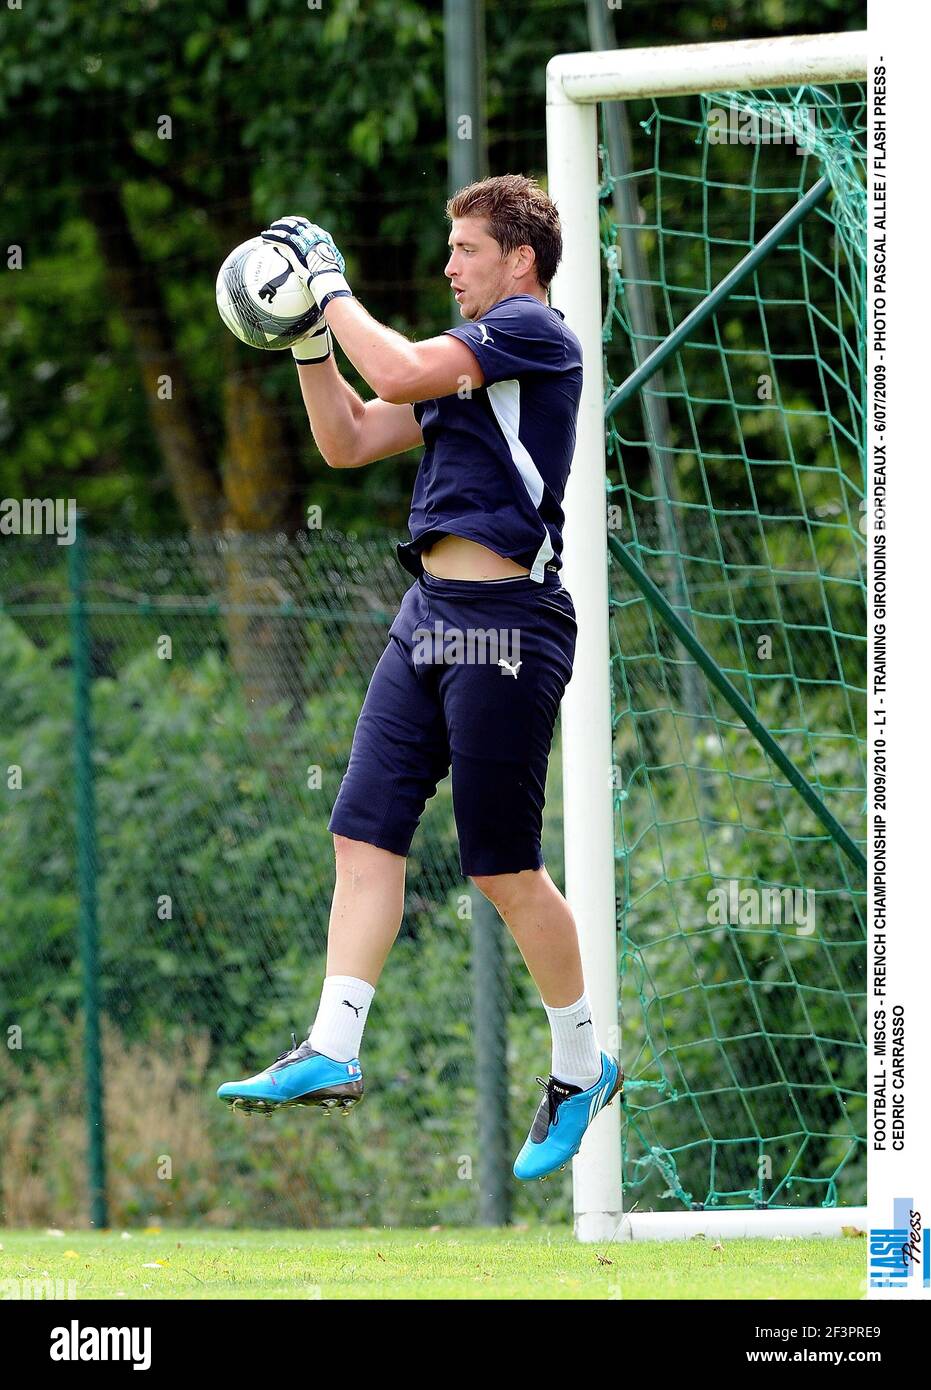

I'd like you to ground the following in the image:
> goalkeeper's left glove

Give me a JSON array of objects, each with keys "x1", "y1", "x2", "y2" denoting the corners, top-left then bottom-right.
[
  {"x1": 290, "y1": 317, "x2": 333, "y2": 366},
  {"x1": 261, "y1": 216, "x2": 352, "y2": 312}
]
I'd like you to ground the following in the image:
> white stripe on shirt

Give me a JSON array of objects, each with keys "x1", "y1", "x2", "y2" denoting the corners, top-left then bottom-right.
[{"x1": 486, "y1": 379, "x2": 555, "y2": 583}]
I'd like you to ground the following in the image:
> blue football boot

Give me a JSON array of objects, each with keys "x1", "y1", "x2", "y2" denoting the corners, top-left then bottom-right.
[
  {"x1": 513, "y1": 1051, "x2": 623, "y2": 1181},
  {"x1": 217, "y1": 1032, "x2": 364, "y2": 1116}
]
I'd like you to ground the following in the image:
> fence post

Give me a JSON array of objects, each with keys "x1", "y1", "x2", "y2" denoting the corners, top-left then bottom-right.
[
  {"x1": 67, "y1": 514, "x2": 107, "y2": 1229},
  {"x1": 470, "y1": 891, "x2": 511, "y2": 1225},
  {"x1": 444, "y1": 0, "x2": 511, "y2": 1224}
]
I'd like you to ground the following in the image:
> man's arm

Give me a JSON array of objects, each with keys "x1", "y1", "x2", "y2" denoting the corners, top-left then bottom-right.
[
  {"x1": 296, "y1": 354, "x2": 423, "y2": 469},
  {"x1": 258, "y1": 218, "x2": 482, "y2": 405},
  {"x1": 324, "y1": 297, "x2": 484, "y2": 406}
]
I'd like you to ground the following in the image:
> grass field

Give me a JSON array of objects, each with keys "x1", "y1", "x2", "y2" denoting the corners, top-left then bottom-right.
[{"x1": 0, "y1": 1227, "x2": 865, "y2": 1300}]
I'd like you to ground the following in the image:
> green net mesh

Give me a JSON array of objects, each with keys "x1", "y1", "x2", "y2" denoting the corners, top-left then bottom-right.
[{"x1": 600, "y1": 82, "x2": 868, "y2": 1211}]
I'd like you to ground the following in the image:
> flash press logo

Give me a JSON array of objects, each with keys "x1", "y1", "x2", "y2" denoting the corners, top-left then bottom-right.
[
  {"x1": 0, "y1": 497, "x2": 77, "y2": 546},
  {"x1": 869, "y1": 1198, "x2": 928, "y2": 1290}
]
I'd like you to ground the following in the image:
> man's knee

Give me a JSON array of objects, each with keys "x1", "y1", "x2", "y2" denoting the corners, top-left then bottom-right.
[
  {"x1": 333, "y1": 834, "x2": 405, "y2": 876},
  {"x1": 333, "y1": 832, "x2": 366, "y2": 860},
  {"x1": 470, "y1": 867, "x2": 542, "y2": 908},
  {"x1": 470, "y1": 873, "x2": 500, "y2": 901}
]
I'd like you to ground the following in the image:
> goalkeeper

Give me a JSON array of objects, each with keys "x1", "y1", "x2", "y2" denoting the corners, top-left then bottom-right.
[{"x1": 217, "y1": 175, "x2": 622, "y2": 1180}]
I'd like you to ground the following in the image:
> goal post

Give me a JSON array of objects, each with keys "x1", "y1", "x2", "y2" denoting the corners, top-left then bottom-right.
[{"x1": 547, "y1": 31, "x2": 869, "y2": 1242}]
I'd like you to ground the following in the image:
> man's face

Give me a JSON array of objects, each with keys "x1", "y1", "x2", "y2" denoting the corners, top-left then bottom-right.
[{"x1": 446, "y1": 216, "x2": 527, "y2": 321}]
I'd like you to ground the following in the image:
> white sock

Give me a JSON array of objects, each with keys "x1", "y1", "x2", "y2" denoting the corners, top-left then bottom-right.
[
  {"x1": 543, "y1": 992, "x2": 602, "y2": 1090},
  {"x1": 309, "y1": 975, "x2": 375, "y2": 1062}
]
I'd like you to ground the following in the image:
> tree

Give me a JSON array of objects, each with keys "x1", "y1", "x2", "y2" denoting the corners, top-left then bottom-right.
[{"x1": 0, "y1": 0, "x2": 445, "y2": 541}]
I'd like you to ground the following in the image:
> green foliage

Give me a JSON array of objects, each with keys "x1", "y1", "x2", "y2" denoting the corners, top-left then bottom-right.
[
  {"x1": 0, "y1": 0, "x2": 868, "y2": 1227},
  {"x1": 0, "y1": 0, "x2": 865, "y2": 537},
  {"x1": 0, "y1": 544, "x2": 568, "y2": 1227}
]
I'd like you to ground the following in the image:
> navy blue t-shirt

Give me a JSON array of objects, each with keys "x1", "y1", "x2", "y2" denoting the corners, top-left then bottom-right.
[{"x1": 395, "y1": 294, "x2": 583, "y2": 583}]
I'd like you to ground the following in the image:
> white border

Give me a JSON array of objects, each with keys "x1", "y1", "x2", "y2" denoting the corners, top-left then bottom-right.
[{"x1": 866, "y1": 8, "x2": 931, "y2": 1300}]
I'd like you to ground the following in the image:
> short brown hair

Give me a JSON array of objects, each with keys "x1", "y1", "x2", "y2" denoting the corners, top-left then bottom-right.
[{"x1": 446, "y1": 174, "x2": 562, "y2": 291}]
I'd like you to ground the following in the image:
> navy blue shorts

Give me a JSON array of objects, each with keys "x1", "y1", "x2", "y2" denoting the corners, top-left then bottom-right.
[{"x1": 327, "y1": 570, "x2": 577, "y2": 876}]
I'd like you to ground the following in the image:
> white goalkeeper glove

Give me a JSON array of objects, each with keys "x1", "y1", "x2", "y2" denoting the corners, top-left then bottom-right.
[
  {"x1": 261, "y1": 216, "x2": 352, "y2": 313},
  {"x1": 290, "y1": 317, "x2": 334, "y2": 366}
]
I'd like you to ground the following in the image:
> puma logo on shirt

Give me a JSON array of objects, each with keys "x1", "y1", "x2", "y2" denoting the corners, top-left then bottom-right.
[{"x1": 498, "y1": 658, "x2": 522, "y2": 678}]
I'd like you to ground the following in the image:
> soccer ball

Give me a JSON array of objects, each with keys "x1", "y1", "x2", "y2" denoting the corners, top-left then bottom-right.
[{"x1": 215, "y1": 236, "x2": 321, "y2": 350}]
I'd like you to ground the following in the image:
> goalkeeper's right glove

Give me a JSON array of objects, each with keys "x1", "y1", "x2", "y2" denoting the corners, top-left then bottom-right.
[
  {"x1": 261, "y1": 216, "x2": 352, "y2": 312},
  {"x1": 291, "y1": 317, "x2": 333, "y2": 366}
]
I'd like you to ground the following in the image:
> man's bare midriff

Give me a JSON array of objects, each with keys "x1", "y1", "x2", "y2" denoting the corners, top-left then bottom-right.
[{"x1": 420, "y1": 534, "x2": 531, "y2": 580}]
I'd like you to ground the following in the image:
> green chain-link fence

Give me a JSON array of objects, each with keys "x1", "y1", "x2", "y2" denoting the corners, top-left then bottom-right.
[{"x1": 0, "y1": 528, "x2": 572, "y2": 1229}]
